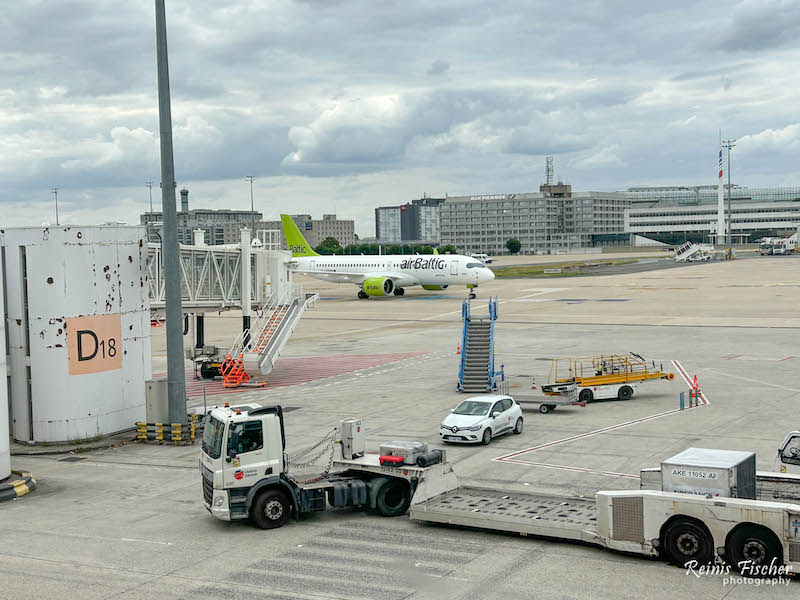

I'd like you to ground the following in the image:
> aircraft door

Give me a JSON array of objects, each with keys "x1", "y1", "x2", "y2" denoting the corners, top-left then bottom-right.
[{"x1": 450, "y1": 260, "x2": 459, "y2": 276}]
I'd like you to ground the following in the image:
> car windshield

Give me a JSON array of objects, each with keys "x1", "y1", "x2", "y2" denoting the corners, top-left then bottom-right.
[
  {"x1": 453, "y1": 401, "x2": 491, "y2": 416},
  {"x1": 202, "y1": 416, "x2": 225, "y2": 459}
]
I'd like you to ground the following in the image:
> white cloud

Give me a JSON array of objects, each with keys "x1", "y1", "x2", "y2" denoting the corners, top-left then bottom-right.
[{"x1": 737, "y1": 123, "x2": 800, "y2": 152}]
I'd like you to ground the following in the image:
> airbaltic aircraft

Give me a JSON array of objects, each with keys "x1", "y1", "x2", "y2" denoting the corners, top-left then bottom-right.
[{"x1": 281, "y1": 215, "x2": 494, "y2": 299}]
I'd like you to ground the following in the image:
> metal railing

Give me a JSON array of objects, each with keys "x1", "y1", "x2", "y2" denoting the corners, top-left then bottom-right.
[{"x1": 487, "y1": 296, "x2": 502, "y2": 390}]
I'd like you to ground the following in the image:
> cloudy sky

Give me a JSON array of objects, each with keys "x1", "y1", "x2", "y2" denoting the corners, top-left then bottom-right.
[{"x1": 3, "y1": 0, "x2": 800, "y2": 236}]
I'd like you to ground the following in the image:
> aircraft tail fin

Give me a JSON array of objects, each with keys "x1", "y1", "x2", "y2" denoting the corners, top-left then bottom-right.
[{"x1": 281, "y1": 215, "x2": 319, "y2": 257}]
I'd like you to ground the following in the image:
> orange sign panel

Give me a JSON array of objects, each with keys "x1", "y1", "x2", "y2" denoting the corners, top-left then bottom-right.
[{"x1": 67, "y1": 314, "x2": 122, "y2": 375}]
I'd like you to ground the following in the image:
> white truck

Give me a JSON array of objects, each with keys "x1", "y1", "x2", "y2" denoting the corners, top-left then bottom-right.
[
  {"x1": 201, "y1": 405, "x2": 800, "y2": 574},
  {"x1": 199, "y1": 404, "x2": 456, "y2": 528}
]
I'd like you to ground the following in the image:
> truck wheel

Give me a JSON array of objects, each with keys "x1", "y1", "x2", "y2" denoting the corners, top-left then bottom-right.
[
  {"x1": 513, "y1": 417, "x2": 524, "y2": 433},
  {"x1": 617, "y1": 386, "x2": 633, "y2": 401},
  {"x1": 663, "y1": 518, "x2": 714, "y2": 567},
  {"x1": 578, "y1": 389, "x2": 593, "y2": 403},
  {"x1": 726, "y1": 525, "x2": 782, "y2": 572},
  {"x1": 251, "y1": 490, "x2": 290, "y2": 529},
  {"x1": 375, "y1": 480, "x2": 410, "y2": 517},
  {"x1": 482, "y1": 428, "x2": 493, "y2": 445}
]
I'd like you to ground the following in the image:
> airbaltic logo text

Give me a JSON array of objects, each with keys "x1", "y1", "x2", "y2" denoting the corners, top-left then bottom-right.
[
  {"x1": 289, "y1": 244, "x2": 307, "y2": 254},
  {"x1": 399, "y1": 258, "x2": 446, "y2": 270}
]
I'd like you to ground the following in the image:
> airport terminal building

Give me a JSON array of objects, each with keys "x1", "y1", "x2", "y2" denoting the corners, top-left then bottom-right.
[
  {"x1": 624, "y1": 186, "x2": 800, "y2": 245},
  {"x1": 439, "y1": 184, "x2": 630, "y2": 255}
]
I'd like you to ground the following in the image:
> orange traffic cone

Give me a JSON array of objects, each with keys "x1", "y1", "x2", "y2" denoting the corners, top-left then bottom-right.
[
  {"x1": 456, "y1": 344, "x2": 461, "y2": 355},
  {"x1": 531, "y1": 377, "x2": 537, "y2": 390}
]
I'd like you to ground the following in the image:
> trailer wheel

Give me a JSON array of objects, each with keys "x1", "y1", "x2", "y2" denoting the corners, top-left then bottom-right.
[
  {"x1": 251, "y1": 489, "x2": 291, "y2": 529},
  {"x1": 513, "y1": 417, "x2": 524, "y2": 433},
  {"x1": 617, "y1": 386, "x2": 633, "y2": 401},
  {"x1": 375, "y1": 480, "x2": 410, "y2": 517},
  {"x1": 578, "y1": 389, "x2": 593, "y2": 403},
  {"x1": 662, "y1": 518, "x2": 714, "y2": 567},
  {"x1": 726, "y1": 525, "x2": 783, "y2": 573}
]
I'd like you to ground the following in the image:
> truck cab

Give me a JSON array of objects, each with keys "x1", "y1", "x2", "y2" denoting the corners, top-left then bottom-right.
[
  {"x1": 775, "y1": 431, "x2": 800, "y2": 474},
  {"x1": 200, "y1": 404, "x2": 458, "y2": 529}
]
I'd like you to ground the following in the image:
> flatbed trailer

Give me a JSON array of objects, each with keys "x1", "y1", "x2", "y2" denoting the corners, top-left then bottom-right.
[
  {"x1": 512, "y1": 392, "x2": 586, "y2": 414},
  {"x1": 410, "y1": 483, "x2": 800, "y2": 572}
]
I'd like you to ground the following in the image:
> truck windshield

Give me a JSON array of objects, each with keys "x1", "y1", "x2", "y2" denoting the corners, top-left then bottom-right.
[
  {"x1": 202, "y1": 416, "x2": 225, "y2": 459},
  {"x1": 453, "y1": 401, "x2": 491, "y2": 416}
]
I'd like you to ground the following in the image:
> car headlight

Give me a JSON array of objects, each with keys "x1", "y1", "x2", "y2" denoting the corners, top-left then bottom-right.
[
  {"x1": 440, "y1": 422, "x2": 448, "y2": 429},
  {"x1": 467, "y1": 424, "x2": 482, "y2": 431}
]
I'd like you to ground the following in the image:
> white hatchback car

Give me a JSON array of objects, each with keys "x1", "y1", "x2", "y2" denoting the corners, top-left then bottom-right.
[{"x1": 440, "y1": 395, "x2": 523, "y2": 445}]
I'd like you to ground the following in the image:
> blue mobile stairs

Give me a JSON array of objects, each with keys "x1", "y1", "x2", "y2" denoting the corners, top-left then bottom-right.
[{"x1": 457, "y1": 297, "x2": 504, "y2": 393}]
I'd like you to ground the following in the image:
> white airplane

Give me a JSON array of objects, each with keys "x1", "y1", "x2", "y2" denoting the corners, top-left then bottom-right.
[{"x1": 281, "y1": 214, "x2": 494, "y2": 299}]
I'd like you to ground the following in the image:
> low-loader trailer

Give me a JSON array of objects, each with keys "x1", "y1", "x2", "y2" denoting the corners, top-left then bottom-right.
[{"x1": 202, "y1": 405, "x2": 800, "y2": 573}]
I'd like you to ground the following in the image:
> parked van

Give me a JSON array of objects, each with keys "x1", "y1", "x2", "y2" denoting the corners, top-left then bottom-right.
[{"x1": 471, "y1": 253, "x2": 492, "y2": 264}]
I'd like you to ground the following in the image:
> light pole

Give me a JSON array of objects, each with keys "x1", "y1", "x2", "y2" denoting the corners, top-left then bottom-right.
[
  {"x1": 146, "y1": 181, "x2": 154, "y2": 214},
  {"x1": 245, "y1": 175, "x2": 255, "y2": 242},
  {"x1": 722, "y1": 139, "x2": 736, "y2": 246},
  {"x1": 154, "y1": 0, "x2": 186, "y2": 423},
  {"x1": 50, "y1": 188, "x2": 59, "y2": 225}
]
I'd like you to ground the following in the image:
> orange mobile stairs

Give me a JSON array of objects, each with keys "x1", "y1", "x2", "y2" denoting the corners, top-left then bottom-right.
[{"x1": 221, "y1": 288, "x2": 316, "y2": 387}]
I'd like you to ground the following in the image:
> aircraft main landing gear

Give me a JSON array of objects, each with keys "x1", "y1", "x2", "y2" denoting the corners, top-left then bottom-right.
[
  {"x1": 358, "y1": 290, "x2": 368, "y2": 299},
  {"x1": 393, "y1": 287, "x2": 405, "y2": 296}
]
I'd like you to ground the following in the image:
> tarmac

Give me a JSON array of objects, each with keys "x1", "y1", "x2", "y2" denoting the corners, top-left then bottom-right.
[{"x1": 3, "y1": 252, "x2": 799, "y2": 599}]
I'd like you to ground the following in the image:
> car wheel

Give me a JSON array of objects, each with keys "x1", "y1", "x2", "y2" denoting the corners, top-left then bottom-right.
[
  {"x1": 513, "y1": 417, "x2": 523, "y2": 434},
  {"x1": 482, "y1": 428, "x2": 492, "y2": 445},
  {"x1": 251, "y1": 489, "x2": 291, "y2": 529}
]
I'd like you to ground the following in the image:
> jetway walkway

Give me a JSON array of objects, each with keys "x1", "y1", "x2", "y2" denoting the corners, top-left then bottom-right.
[
  {"x1": 147, "y1": 241, "x2": 287, "y2": 313},
  {"x1": 221, "y1": 287, "x2": 319, "y2": 388}
]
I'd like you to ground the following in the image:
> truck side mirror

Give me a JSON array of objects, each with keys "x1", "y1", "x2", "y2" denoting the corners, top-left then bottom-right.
[{"x1": 227, "y1": 431, "x2": 240, "y2": 462}]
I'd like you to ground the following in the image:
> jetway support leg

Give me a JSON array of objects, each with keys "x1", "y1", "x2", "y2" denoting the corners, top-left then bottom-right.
[{"x1": 195, "y1": 315, "x2": 204, "y2": 349}]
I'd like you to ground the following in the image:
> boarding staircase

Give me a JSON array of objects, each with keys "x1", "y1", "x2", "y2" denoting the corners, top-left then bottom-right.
[
  {"x1": 674, "y1": 241, "x2": 713, "y2": 262},
  {"x1": 458, "y1": 297, "x2": 503, "y2": 393},
  {"x1": 221, "y1": 286, "x2": 318, "y2": 387}
]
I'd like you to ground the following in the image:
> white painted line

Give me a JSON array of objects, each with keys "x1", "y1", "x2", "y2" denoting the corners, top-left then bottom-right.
[
  {"x1": 704, "y1": 369, "x2": 800, "y2": 394},
  {"x1": 672, "y1": 360, "x2": 709, "y2": 405},
  {"x1": 498, "y1": 457, "x2": 639, "y2": 480},
  {"x1": 120, "y1": 538, "x2": 173, "y2": 546},
  {"x1": 494, "y1": 406, "x2": 684, "y2": 462}
]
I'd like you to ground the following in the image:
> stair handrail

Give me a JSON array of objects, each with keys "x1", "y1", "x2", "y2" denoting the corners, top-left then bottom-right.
[
  {"x1": 242, "y1": 286, "x2": 294, "y2": 355},
  {"x1": 487, "y1": 296, "x2": 498, "y2": 390},
  {"x1": 457, "y1": 298, "x2": 470, "y2": 391}
]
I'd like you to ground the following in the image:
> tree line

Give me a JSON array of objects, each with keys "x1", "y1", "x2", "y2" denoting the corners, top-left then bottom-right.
[{"x1": 312, "y1": 236, "x2": 522, "y2": 255}]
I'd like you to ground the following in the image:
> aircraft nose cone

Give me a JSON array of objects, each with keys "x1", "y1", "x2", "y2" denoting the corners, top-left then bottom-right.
[{"x1": 485, "y1": 269, "x2": 495, "y2": 282}]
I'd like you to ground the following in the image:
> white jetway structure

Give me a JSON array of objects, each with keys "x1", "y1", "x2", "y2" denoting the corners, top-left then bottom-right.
[
  {"x1": 146, "y1": 229, "x2": 292, "y2": 315},
  {"x1": 0, "y1": 270, "x2": 9, "y2": 480},
  {"x1": 1, "y1": 226, "x2": 151, "y2": 444}
]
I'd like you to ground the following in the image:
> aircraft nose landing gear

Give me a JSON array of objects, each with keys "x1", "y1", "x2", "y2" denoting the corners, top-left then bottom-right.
[
  {"x1": 393, "y1": 287, "x2": 405, "y2": 296},
  {"x1": 469, "y1": 292, "x2": 477, "y2": 299},
  {"x1": 358, "y1": 290, "x2": 368, "y2": 299}
]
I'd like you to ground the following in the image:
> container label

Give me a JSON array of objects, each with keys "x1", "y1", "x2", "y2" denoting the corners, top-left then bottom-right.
[
  {"x1": 67, "y1": 313, "x2": 122, "y2": 375},
  {"x1": 670, "y1": 469, "x2": 719, "y2": 480}
]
